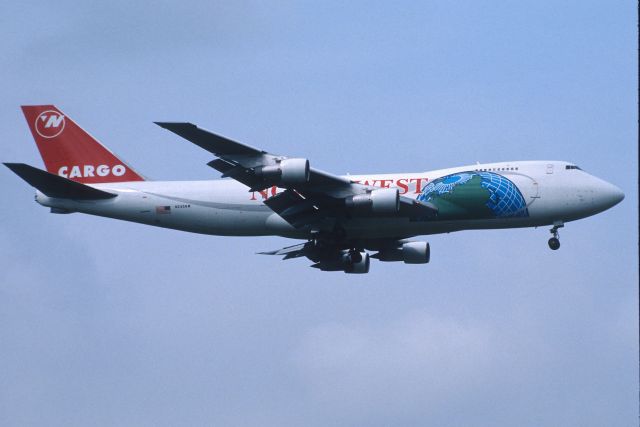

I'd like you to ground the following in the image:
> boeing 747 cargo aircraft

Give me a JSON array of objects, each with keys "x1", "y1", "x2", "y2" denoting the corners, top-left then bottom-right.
[{"x1": 5, "y1": 105, "x2": 624, "y2": 273}]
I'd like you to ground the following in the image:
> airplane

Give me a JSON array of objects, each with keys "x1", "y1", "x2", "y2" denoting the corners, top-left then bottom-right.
[{"x1": 5, "y1": 105, "x2": 624, "y2": 273}]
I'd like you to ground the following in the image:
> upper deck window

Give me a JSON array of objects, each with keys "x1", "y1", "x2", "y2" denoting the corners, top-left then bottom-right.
[{"x1": 565, "y1": 165, "x2": 582, "y2": 170}]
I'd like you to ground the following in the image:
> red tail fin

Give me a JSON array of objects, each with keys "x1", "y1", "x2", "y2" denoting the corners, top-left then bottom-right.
[{"x1": 21, "y1": 105, "x2": 144, "y2": 183}]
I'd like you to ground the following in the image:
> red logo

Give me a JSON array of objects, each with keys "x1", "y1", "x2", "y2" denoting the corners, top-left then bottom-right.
[{"x1": 35, "y1": 110, "x2": 65, "y2": 138}]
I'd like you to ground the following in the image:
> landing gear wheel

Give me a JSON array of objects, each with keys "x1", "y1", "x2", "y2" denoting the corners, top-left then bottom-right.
[{"x1": 548, "y1": 221, "x2": 564, "y2": 251}]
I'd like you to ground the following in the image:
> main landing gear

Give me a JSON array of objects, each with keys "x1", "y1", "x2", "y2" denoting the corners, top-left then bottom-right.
[{"x1": 548, "y1": 221, "x2": 564, "y2": 250}]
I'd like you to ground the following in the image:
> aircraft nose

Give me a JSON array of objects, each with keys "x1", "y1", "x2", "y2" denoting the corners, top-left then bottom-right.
[
  {"x1": 611, "y1": 184, "x2": 625, "y2": 205},
  {"x1": 595, "y1": 180, "x2": 624, "y2": 210}
]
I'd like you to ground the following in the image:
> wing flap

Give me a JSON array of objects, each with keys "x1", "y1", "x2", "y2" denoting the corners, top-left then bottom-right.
[
  {"x1": 263, "y1": 189, "x2": 323, "y2": 228},
  {"x1": 258, "y1": 242, "x2": 307, "y2": 257},
  {"x1": 398, "y1": 196, "x2": 438, "y2": 218},
  {"x1": 207, "y1": 158, "x2": 236, "y2": 175}
]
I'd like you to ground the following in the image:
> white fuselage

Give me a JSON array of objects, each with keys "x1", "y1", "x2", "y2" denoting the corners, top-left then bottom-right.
[{"x1": 34, "y1": 160, "x2": 624, "y2": 240}]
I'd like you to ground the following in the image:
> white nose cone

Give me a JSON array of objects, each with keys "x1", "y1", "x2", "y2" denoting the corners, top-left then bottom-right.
[
  {"x1": 595, "y1": 181, "x2": 625, "y2": 211},
  {"x1": 610, "y1": 184, "x2": 625, "y2": 205}
]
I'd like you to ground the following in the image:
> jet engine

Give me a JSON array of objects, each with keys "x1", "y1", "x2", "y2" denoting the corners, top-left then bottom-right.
[
  {"x1": 345, "y1": 188, "x2": 400, "y2": 215},
  {"x1": 341, "y1": 250, "x2": 370, "y2": 274},
  {"x1": 254, "y1": 158, "x2": 310, "y2": 185},
  {"x1": 311, "y1": 249, "x2": 371, "y2": 273},
  {"x1": 372, "y1": 241, "x2": 430, "y2": 264}
]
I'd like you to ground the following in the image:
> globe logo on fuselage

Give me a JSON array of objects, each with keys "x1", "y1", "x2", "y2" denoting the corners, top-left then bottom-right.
[{"x1": 417, "y1": 171, "x2": 529, "y2": 220}]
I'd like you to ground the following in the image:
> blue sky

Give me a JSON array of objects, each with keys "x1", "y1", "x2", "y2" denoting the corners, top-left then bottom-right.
[{"x1": 1, "y1": 1, "x2": 637, "y2": 426}]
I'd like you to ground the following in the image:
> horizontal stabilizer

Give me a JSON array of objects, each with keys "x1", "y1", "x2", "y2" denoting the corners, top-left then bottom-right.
[{"x1": 4, "y1": 163, "x2": 116, "y2": 200}]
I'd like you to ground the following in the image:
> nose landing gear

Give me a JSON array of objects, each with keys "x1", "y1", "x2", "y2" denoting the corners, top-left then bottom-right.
[
  {"x1": 548, "y1": 237, "x2": 560, "y2": 250},
  {"x1": 548, "y1": 221, "x2": 564, "y2": 250}
]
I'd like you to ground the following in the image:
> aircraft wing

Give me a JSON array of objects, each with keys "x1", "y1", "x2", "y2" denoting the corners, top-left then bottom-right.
[
  {"x1": 258, "y1": 237, "x2": 430, "y2": 270},
  {"x1": 155, "y1": 122, "x2": 437, "y2": 228},
  {"x1": 262, "y1": 188, "x2": 438, "y2": 229},
  {"x1": 154, "y1": 122, "x2": 353, "y2": 191}
]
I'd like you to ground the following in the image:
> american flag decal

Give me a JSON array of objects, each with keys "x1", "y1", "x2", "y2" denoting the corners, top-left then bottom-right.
[{"x1": 156, "y1": 205, "x2": 171, "y2": 214}]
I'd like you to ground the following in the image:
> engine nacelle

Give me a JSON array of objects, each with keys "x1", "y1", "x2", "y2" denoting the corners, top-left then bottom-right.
[
  {"x1": 402, "y1": 241, "x2": 430, "y2": 264},
  {"x1": 373, "y1": 241, "x2": 430, "y2": 264},
  {"x1": 280, "y1": 158, "x2": 310, "y2": 184},
  {"x1": 345, "y1": 188, "x2": 400, "y2": 215},
  {"x1": 255, "y1": 158, "x2": 310, "y2": 185},
  {"x1": 341, "y1": 250, "x2": 370, "y2": 274}
]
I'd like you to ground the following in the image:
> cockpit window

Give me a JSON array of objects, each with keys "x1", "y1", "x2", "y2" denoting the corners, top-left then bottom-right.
[{"x1": 565, "y1": 165, "x2": 582, "y2": 170}]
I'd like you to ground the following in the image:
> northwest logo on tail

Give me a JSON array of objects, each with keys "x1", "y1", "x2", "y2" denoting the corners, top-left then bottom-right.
[{"x1": 35, "y1": 110, "x2": 65, "y2": 138}]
